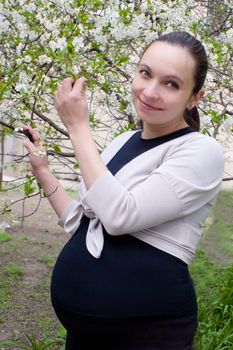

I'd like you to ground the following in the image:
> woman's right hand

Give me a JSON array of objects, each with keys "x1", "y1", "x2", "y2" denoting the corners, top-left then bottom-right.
[{"x1": 22, "y1": 126, "x2": 49, "y2": 176}]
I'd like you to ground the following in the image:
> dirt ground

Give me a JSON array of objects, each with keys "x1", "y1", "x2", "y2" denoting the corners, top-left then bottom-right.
[
  {"x1": 0, "y1": 187, "x2": 233, "y2": 349},
  {"x1": 0, "y1": 189, "x2": 70, "y2": 349}
]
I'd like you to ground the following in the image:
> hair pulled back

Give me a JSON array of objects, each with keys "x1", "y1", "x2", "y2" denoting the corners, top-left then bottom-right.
[{"x1": 141, "y1": 31, "x2": 208, "y2": 131}]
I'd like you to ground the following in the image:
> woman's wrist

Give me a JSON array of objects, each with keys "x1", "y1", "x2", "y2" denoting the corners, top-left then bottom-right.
[
  {"x1": 68, "y1": 122, "x2": 91, "y2": 139},
  {"x1": 33, "y1": 167, "x2": 52, "y2": 182}
]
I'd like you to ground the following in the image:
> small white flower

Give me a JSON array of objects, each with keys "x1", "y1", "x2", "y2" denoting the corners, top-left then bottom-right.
[
  {"x1": 15, "y1": 83, "x2": 28, "y2": 92},
  {"x1": 44, "y1": 20, "x2": 57, "y2": 31},
  {"x1": 25, "y1": 3, "x2": 36, "y2": 12},
  {"x1": 72, "y1": 37, "x2": 84, "y2": 52},
  {"x1": 72, "y1": 65, "x2": 81, "y2": 75},
  {"x1": 38, "y1": 55, "x2": 52, "y2": 65},
  {"x1": 28, "y1": 31, "x2": 38, "y2": 40},
  {"x1": 49, "y1": 41, "x2": 56, "y2": 51},
  {"x1": 16, "y1": 58, "x2": 22, "y2": 65},
  {"x1": 98, "y1": 76, "x2": 105, "y2": 84},
  {"x1": 16, "y1": 43, "x2": 24, "y2": 54},
  {"x1": 24, "y1": 55, "x2": 32, "y2": 63},
  {"x1": 0, "y1": 17, "x2": 9, "y2": 32},
  {"x1": 55, "y1": 37, "x2": 67, "y2": 50},
  {"x1": 44, "y1": 76, "x2": 50, "y2": 83}
]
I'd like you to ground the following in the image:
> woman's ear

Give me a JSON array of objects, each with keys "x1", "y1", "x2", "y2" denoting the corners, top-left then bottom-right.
[{"x1": 189, "y1": 88, "x2": 205, "y2": 110}]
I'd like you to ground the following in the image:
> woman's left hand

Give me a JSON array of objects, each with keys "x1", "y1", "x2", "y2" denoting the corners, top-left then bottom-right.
[
  {"x1": 54, "y1": 77, "x2": 89, "y2": 132},
  {"x1": 22, "y1": 126, "x2": 49, "y2": 176}
]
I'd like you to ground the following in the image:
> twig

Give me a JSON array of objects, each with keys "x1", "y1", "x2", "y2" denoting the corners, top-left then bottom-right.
[
  {"x1": 223, "y1": 177, "x2": 233, "y2": 182},
  {"x1": 31, "y1": 108, "x2": 69, "y2": 137}
]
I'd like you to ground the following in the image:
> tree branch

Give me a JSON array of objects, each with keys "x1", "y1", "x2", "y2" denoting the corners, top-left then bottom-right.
[{"x1": 31, "y1": 108, "x2": 69, "y2": 137}]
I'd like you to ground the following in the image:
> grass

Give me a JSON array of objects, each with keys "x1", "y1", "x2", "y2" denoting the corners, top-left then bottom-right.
[
  {"x1": 0, "y1": 231, "x2": 13, "y2": 243},
  {"x1": 13, "y1": 334, "x2": 64, "y2": 350},
  {"x1": 191, "y1": 252, "x2": 230, "y2": 349},
  {"x1": 3, "y1": 263, "x2": 24, "y2": 278},
  {"x1": 192, "y1": 258, "x2": 233, "y2": 349},
  {"x1": 38, "y1": 254, "x2": 54, "y2": 268},
  {"x1": 214, "y1": 218, "x2": 233, "y2": 256},
  {"x1": 190, "y1": 189, "x2": 233, "y2": 350},
  {"x1": 0, "y1": 278, "x2": 11, "y2": 309},
  {"x1": 0, "y1": 231, "x2": 64, "y2": 350},
  {"x1": 209, "y1": 190, "x2": 233, "y2": 256}
]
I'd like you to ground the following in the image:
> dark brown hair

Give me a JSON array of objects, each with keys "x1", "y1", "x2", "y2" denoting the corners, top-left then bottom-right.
[{"x1": 141, "y1": 31, "x2": 208, "y2": 131}]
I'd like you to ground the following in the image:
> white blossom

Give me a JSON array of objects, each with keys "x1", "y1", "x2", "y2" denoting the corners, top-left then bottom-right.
[
  {"x1": 49, "y1": 41, "x2": 57, "y2": 51},
  {"x1": 55, "y1": 37, "x2": 67, "y2": 50},
  {"x1": 38, "y1": 55, "x2": 52, "y2": 65},
  {"x1": 24, "y1": 55, "x2": 32, "y2": 63},
  {"x1": 0, "y1": 16, "x2": 9, "y2": 32},
  {"x1": 43, "y1": 20, "x2": 59, "y2": 32},
  {"x1": 225, "y1": 28, "x2": 233, "y2": 47},
  {"x1": 94, "y1": 31, "x2": 108, "y2": 45},
  {"x1": 24, "y1": 3, "x2": 36, "y2": 12},
  {"x1": 72, "y1": 37, "x2": 84, "y2": 52},
  {"x1": 0, "y1": 0, "x2": 232, "y2": 151},
  {"x1": 16, "y1": 43, "x2": 24, "y2": 55},
  {"x1": 15, "y1": 83, "x2": 28, "y2": 92},
  {"x1": 28, "y1": 31, "x2": 38, "y2": 40},
  {"x1": 16, "y1": 58, "x2": 23, "y2": 65},
  {"x1": 98, "y1": 76, "x2": 105, "y2": 84}
]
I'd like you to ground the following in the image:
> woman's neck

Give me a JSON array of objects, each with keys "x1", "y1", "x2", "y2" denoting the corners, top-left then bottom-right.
[{"x1": 141, "y1": 120, "x2": 188, "y2": 139}]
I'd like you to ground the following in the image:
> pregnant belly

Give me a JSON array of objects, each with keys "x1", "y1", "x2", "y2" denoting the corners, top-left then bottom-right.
[{"x1": 51, "y1": 216, "x2": 197, "y2": 318}]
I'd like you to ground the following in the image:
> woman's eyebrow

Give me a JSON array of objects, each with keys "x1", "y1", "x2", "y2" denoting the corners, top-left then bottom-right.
[{"x1": 138, "y1": 63, "x2": 152, "y2": 73}]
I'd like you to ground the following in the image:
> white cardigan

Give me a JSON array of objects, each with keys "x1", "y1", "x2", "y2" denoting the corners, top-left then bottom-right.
[{"x1": 58, "y1": 130, "x2": 224, "y2": 264}]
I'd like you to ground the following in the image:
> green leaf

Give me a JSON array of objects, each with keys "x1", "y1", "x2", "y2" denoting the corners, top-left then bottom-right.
[
  {"x1": 24, "y1": 180, "x2": 35, "y2": 196},
  {"x1": 73, "y1": 163, "x2": 79, "y2": 169},
  {"x1": 118, "y1": 55, "x2": 129, "y2": 65},
  {"x1": 53, "y1": 145, "x2": 62, "y2": 153}
]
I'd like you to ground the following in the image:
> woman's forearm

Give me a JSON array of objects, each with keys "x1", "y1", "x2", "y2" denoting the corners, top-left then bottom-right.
[
  {"x1": 68, "y1": 125, "x2": 107, "y2": 189},
  {"x1": 34, "y1": 168, "x2": 74, "y2": 217}
]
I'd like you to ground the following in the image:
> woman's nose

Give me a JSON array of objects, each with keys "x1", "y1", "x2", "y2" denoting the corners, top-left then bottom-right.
[{"x1": 143, "y1": 81, "x2": 160, "y2": 99}]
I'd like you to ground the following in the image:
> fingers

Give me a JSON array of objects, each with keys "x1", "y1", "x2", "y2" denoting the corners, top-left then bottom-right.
[
  {"x1": 23, "y1": 139, "x2": 38, "y2": 153},
  {"x1": 23, "y1": 135, "x2": 44, "y2": 153},
  {"x1": 56, "y1": 77, "x2": 75, "y2": 97},
  {"x1": 21, "y1": 125, "x2": 42, "y2": 146},
  {"x1": 56, "y1": 77, "x2": 87, "y2": 97},
  {"x1": 62, "y1": 77, "x2": 75, "y2": 91},
  {"x1": 23, "y1": 139, "x2": 47, "y2": 159},
  {"x1": 54, "y1": 76, "x2": 89, "y2": 128},
  {"x1": 72, "y1": 77, "x2": 87, "y2": 96}
]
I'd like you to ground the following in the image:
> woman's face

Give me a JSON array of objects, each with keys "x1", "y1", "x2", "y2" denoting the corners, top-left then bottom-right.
[{"x1": 131, "y1": 41, "x2": 202, "y2": 136}]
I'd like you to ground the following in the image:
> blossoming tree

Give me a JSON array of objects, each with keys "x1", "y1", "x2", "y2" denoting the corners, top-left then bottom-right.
[{"x1": 0, "y1": 0, "x2": 232, "y2": 214}]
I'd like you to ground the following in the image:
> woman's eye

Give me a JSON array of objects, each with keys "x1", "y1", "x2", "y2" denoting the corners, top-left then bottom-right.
[
  {"x1": 139, "y1": 69, "x2": 150, "y2": 78},
  {"x1": 165, "y1": 81, "x2": 179, "y2": 89}
]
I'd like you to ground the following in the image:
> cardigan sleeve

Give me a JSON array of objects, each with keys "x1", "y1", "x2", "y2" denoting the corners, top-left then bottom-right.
[{"x1": 81, "y1": 136, "x2": 224, "y2": 235}]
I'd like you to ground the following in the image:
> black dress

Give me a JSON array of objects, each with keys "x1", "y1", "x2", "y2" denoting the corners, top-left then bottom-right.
[{"x1": 51, "y1": 127, "x2": 198, "y2": 350}]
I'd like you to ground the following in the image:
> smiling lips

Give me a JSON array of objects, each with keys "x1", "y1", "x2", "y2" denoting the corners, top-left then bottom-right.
[{"x1": 139, "y1": 98, "x2": 164, "y2": 111}]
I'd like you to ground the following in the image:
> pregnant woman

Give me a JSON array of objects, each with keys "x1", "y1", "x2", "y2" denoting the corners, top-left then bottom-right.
[{"x1": 24, "y1": 31, "x2": 224, "y2": 350}]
